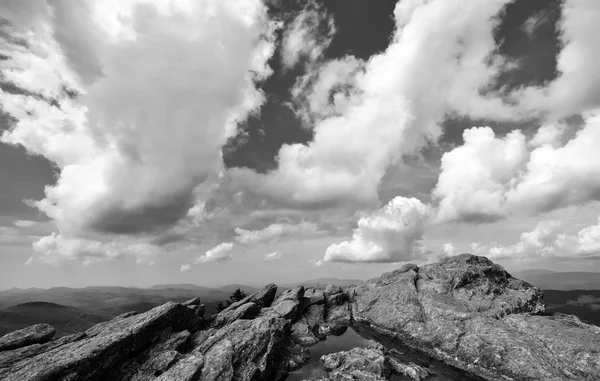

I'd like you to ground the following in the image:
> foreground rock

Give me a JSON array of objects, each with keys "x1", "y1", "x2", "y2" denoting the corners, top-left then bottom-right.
[
  {"x1": 1, "y1": 254, "x2": 599, "y2": 381},
  {"x1": 351, "y1": 254, "x2": 600, "y2": 381},
  {"x1": 0, "y1": 324, "x2": 55, "y2": 352}
]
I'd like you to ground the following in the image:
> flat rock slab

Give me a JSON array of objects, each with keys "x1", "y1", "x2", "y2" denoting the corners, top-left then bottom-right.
[{"x1": 0, "y1": 324, "x2": 56, "y2": 352}]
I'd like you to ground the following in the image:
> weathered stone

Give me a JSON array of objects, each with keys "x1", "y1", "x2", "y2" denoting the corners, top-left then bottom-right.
[
  {"x1": 323, "y1": 284, "x2": 343, "y2": 296},
  {"x1": 200, "y1": 339, "x2": 235, "y2": 380},
  {"x1": 0, "y1": 324, "x2": 56, "y2": 352},
  {"x1": 321, "y1": 343, "x2": 391, "y2": 381},
  {"x1": 182, "y1": 297, "x2": 202, "y2": 307},
  {"x1": 0, "y1": 302, "x2": 198, "y2": 381},
  {"x1": 265, "y1": 286, "x2": 305, "y2": 321},
  {"x1": 220, "y1": 283, "x2": 277, "y2": 315},
  {"x1": 303, "y1": 288, "x2": 325, "y2": 306},
  {"x1": 290, "y1": 317, "x2": 319, "y2": 346},
  {"x1": 352, "y1": 253, "x2": 600, "y2": 381},
  {"x1": 0, "y1": 332, "x2": 85, "y2": 368},
  {"x1": 155, "y1": 354, "x2": 204, "y2": 381},
  {"x1": 193, "y1": 304, "x2": 206, "y2": 318},
  {"x1": 211, "y1": 302, "x2": 259, "y2": 328},
  {"x1": 388, "y1": 357, "x2": 432, "y2": 381}
]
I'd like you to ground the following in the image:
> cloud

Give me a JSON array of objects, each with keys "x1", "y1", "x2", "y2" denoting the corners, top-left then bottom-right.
[
  {"x1": 195, "y1": 242, "x2": 234, "y2": 264},
  {"x1": 471, "y1": 215, "x2": 600, "y2": 260},
  {"x1": 319, "y1": 197, "x2": 431, "y2": 264},
  {"x1": 180, "y1": 264, "x2": 192, "y2": 272},
  {"x1": 280, "y1": 0, "x2": 335, "y2": 69},
  {"x1": 513, "y1": 0, "x2": 600, "y2": 118},
  {"x1": 434, "y1": 112, "x2": 600, "y2": 223},
  {"x1": 264, "y1": 251, "x2": 282, "y2": 261},
  {"x1": 230, "y1": 0, "x2": 517, "y2": 210},
  {"x1": 12, "y1": 220, "x2": 38, "y2": 228},
  {"x1": 234, "y1": 221, "x2": 321, "y2": 245},
  {"x1": 440, "y1": 243, "x2": 456, "y2": 259},
  {"x1": 0, "y1": 0, "x2": 277, "y2": 263}
]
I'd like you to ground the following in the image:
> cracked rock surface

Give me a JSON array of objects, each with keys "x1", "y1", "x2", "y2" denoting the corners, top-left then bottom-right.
[{"x1": 0, "y1": 254, "x2": 599, "y2": 381}]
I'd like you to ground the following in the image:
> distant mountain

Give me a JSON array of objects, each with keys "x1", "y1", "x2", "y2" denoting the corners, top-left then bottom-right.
[
  {"x1": 149, "y1": 283, "x2": 210, "y2": 291},
  {"x1": 0, "y1": 302, "x2": 110, "y2": 338},
  {"x1": 218, "y1": 284, "x2": 259, "y2": 294},
  {"x1": 514, "y1": 272, "x2": 600, "y2": 290},
  {"x1": 282, "y1": 277, "x2": 365, "y2": 289}
]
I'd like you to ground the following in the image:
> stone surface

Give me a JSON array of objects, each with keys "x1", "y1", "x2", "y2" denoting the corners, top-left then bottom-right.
[
  {"x1": 351, "y1": 253, "x2": 600, "y2": 381},
  {"x1": 0, "y1": 324, "x2": 56, "y2": 352},
  {"x1": 2, "y1": 254, "x2": 599, "y2": 381},
  {"x1": 321, "y1": 343, "x2": 391, "y2": 381}
]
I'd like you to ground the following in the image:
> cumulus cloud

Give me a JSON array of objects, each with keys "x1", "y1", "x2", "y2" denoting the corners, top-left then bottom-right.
[
  {"x1": 264, "y1": 251, "x2": 282, "y2": 261},
  {"x1": 234, "y1": 221, "x2": 321, "y2": 245},
  {"x1": 434, "y1": 112, "x2": 600, "y2": 223},
  {"x1": 280, "y1": 0, "x2": 335, "y2": 69},
  {"x1": 472, "y1": 216, "x2": 600, "y2": 260},
  {"x1": 440, "y1": 243, "x2": 456, "y2": 259},
  {"x1": 319, "y1": 197, "x2": 431, "y2": 264},
  {"x1": 231, "y1": 0, "x2": 516, "y2": 209},
  {"x1": 180, "y1": 264, "x2": 191, "y2": 272},
  {"x1": 514, "y1": 0, "x2": 600, "y2": 118},
  {"x1": 0, "y1": 0, "x2": 277, "y2": 263},
  {"x1": 195, "y1": 242, "x2": 234, "y2": 264}
]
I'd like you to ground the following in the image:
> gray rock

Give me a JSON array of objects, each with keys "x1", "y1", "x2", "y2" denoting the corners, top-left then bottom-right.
[
  {"x1": 265, "y1": 286, "x2": 305, "y2": 321},
  {"x1": 220, "y1": 283, "x2": 277, "y2": 315},
  {"x1": 0, "y1": 324, "x2": 56, "y2": 352},
  {"x1": 155, "y1": 354, "x2": 204, "y2": 381},
  {"x1": 352, "y1": 253, "x2": 600, "y2": 381},
  {"x1": 304, "y1": 288, "x2": 325, "y2": 306},
  {"x1": 182, "y1": 297, "x2": 202, "y2": 307},
  {"x1": 0, "y1": 302, "x2": 199, "y2": 381},
  {"x1": 321, "y1": 343, "x2": 390, "y2": 381},
  {"x1": 211, "y1": 302, "x2": 259, "y2": 328}
]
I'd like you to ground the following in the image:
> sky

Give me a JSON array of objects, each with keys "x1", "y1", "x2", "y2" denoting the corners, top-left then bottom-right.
[{"x1": 1, "y1": 0, "x2": 600, "y2": 289}]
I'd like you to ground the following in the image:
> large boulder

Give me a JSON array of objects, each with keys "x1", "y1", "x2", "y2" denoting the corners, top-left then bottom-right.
[
  {"x1": 0, "y1": 302, "x2": 199, "y2": 381},
  {"x1": 0, "y1": 324, "x2": 56, "y2": 352},
  {"x1": 352, "y1": 254, "x2": 600, "y2": 381}
]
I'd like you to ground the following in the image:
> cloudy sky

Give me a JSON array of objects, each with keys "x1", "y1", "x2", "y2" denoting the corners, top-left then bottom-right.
[{"x1": 1, "y1": 0, "x2": 599, "y2": 289}]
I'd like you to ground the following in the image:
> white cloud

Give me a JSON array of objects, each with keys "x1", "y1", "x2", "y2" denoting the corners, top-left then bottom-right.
[
  {"x1": 440, "y1": 243, "x2": 455, "y2": 259},
  {"x1": 472, "y1": 216, "x2": 600, "y2": 260},
  {"x1": 195, "y1": 242, "x2": 234, "y2": 264},
  {"x1": 234, "y1": 221, "x2": 321, "y2": 245},
  {"x1": 180, "y1": 264, "x2": 192, "y2": 272},
  {"x1": 433, "y1": 127, "x2": 529, "y2": 223},
  {"x1": 319, "y1": 197, "x2": 431, "y2": 264},
  {"x1": 264, "y1": 251, "x2": 282, "y2": 261},
  {"x1": 0, "y1": 0, "x2": 277, "y2": 263},
  {"x1": 434, "y1": 112, "x2": 600, "y2": 223},
  {"x1": 12, "y1": 220, "x2": 38, "y2": 228},
  {"x1": 514, "y1": 0, "x2": 600, "y2": 118},
  {"x1": 280, "y1": 0, "x2": 335, "y2": 69},
  {"x1": 231, "y1": 0, "x2": 515, "y2": 209}
]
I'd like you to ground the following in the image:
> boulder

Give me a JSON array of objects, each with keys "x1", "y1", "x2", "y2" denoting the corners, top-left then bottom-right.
[
  {"x1": 320, "y1": 343, "x2": 390, "y2": 381},
  {"x1": 352, "y1": 254, "x2": 600, "y2": 381},
  {"x1": 0, "y1": 302, "x2": 199, "y2": 381},
  {"x1": 0, "y1": 324, "x2": 56, "y2": 352}
]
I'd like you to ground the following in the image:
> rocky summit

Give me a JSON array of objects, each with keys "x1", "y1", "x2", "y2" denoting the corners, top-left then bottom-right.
[{"x1": 0, "y1": 254, "x2": 599, "y2": 381}]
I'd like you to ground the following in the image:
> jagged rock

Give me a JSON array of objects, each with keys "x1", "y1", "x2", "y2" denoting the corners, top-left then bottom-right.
[
  {"x1": 0, "y1": 302, "x2": 199, "y2": 381},
  {"x1": 220, "y1": 283, "x2": 277, "y2": 315},
  {"x1": 2, "y1": 254, "x2": 599, "y2": 381},
  {"x1": 323, "y1": 285, "x2": 343, "y2": 296},
  {"x1": 304, "y1": 288, "x2": 325, "y2": 306},
  {"x1": 193, "y1": 304, "x2": 206, "y2": 318},
  {"x1": 0, "y1": 332, "x2": 85, "y2": 368},
  {"x1": 155, "y1": 354, "x2": 204, "y2": 381},
  {"x1": 183, "y1": 297, "x2": 202, "y2": 307},
  {"x1": 352, "y1": 253, "x2": 600, "y2": 381},
  {"x1": 211, "y1": 302, "x2": 259, "y2": 328},
  {"x1": 388, "y1": 357, "x2": 432, "y2": 381},
  {"x1": 0, "y1": 324, "x2": 56, "y2": 352},
  {"x1": 193, "y1": 316, "x2": 291, "y2": 380},
  {"x1": 321, "y1": 342, "x2": 391, "y2": 381},
  {"x1": 263, "y1": 286, "x2": 305, "y2": 321}
]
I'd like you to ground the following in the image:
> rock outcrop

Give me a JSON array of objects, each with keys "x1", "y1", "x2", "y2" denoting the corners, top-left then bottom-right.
[
  {"x1": 0, "y1": 254, "x2": 599, "y2": 381},
  {"x1": 350, "y1": 254, "x2": 600, "y2": 381},
  {"x1": 0, "y1": 324, "x2": 55, "y2": 352}
]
